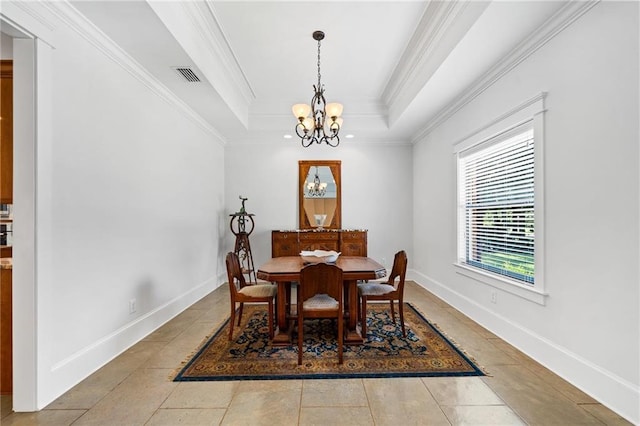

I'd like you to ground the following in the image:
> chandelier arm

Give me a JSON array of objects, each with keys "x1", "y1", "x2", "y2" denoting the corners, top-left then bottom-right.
[
  {"x1": 301, "y1": 136, "x2": 315, "y2": 148},
  {"x1": 326, "y1": 135, "x2": 340, "y2": 148},
  {"x1": 295, "y1": 123, "x2": 310, "y2": 139},
  {"x1": 320, "y1": 131, "x2": 340, "y2": 147}
]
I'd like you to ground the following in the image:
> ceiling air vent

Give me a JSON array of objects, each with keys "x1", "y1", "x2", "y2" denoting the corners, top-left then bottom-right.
[{"x1": 173, "y1": 67, "x2": 201, "y2": 82}]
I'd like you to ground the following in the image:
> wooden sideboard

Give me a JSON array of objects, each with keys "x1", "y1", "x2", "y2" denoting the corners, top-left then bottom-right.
[{"x1": 272, "y1": 229, "x2": 367, "y2": 257}]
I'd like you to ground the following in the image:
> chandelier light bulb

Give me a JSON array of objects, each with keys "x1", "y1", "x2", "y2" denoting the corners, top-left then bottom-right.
[
  {"x1": 302, "y1": 117, "x2": 315, "y2": 132},
  {"x1": 292, "y1": 103, "x2": 311, "y2": 119},
  {"x1": 325, "y1": 103, "x2": 343, "y2": 119}
]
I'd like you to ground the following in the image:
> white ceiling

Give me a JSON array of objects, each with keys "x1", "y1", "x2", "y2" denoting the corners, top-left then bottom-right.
[{"x1": 70, "y1": 0, "x2": 567, "y2": 146}]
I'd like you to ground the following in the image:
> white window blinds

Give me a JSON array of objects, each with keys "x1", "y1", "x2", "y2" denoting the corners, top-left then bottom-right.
[{"x1": 458, "y1": 122, "x2": 535, "y2": 284}]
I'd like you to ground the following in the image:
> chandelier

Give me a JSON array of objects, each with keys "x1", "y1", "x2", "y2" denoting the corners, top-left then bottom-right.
[
  {"x1": 292, "y1": 30, "x2": 343, "y2": 147},
  {"x1": 307, "y1": 167, "x2": 327, "y2": 197}
]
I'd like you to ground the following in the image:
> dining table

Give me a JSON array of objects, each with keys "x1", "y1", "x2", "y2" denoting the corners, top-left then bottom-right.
[{"x1": 256, "y1": 255, "x2": 386, "y2": 345}]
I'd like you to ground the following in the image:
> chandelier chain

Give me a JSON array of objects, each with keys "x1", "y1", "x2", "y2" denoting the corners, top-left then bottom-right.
[{"x1": 317, "y1": 38, "x2": 322, "y2": 89}]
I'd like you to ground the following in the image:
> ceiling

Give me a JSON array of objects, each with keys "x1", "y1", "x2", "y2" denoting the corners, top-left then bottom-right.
[{"x1": 69, "y1": 0, "x2": 566, "y2": 146}]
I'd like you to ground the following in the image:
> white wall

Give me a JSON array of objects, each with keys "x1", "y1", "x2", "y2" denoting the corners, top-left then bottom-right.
[
  {"x1": 412, "y1": 2, "x2": 639, "y2": 423},
  {"x1": 4, "y1": 2, "x2": 225, "y2": 409},
  {"x1": 5, "y1": 0, "x2": 637, "y2": 422},
  {"x1": 224, "y1": 142, "x2": 413, "y2": 271}
]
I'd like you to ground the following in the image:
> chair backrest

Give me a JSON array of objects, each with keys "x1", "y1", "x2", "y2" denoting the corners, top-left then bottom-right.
[
  {"x1": 387, "y1": 250, "x2": 408, "y2": 293},
  {"x1": 225, "y1": 252, "x2": 246, "y2": 298},
  {"x1": 298, "y1": 263, "x2": 344, "y2": 311}
]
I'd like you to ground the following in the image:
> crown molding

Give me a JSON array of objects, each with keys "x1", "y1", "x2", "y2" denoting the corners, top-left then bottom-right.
[
  {"x1": 412, "y1": 0, "x2": 600, "y2": 143},
  {"x1": 383, "y1": 1, "x2": 489, "y2": 127},
  {"x1": 146, "y1": 1, "x2": 254, "y2": 128},
  {"x1": 383, "y1": 1, "x2": 464, "y2": 104},
  {"x1": 8, "y1": 1, "x2": 56, "y2": 31},
  {"x1": 185, "y1": 1, "x2": 255, "y2": 106},
  {"x1": 3, "y1": 1, "x2": 56, "y2": 47},
  {"x1": 40, "y1": 1, "x2": 226, "y2": 144}
]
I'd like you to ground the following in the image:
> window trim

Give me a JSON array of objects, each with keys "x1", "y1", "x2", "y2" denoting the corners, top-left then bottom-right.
[{"x1": 453, "y1": 92, "x2": 547, "y2": 305}]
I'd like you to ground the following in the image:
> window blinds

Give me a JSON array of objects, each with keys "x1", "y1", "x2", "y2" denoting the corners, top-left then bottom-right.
[{"x1": 459, "y1": 124, "x2": 535, "y2": 284}]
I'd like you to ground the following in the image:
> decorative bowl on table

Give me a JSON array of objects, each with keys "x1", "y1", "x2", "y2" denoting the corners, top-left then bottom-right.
[{"x1": 300, "y1": 250, "x2": 341, "y2": 264}]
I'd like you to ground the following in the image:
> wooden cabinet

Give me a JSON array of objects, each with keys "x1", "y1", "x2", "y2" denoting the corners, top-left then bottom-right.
[
  {"x1": 272, "y1": 230, "x2": 367, "y2": 258},
  {"x1": 1, "y1": 61, "x2": 12, "y2": 204},
  {"x1": 0, "y1": 246, "x2": 10, "y2": 258}
]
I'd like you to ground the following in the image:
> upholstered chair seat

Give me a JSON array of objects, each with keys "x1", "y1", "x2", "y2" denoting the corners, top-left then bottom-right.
[
  {"x1": 238, "y1": 284, "x2": 278, "y2": 299},
  {"x1": 357, "y1": 283, "x2": 395, "y2": 296},
  {"x1": 303, "y1": 293, "x2": 339, "y2": 310}
]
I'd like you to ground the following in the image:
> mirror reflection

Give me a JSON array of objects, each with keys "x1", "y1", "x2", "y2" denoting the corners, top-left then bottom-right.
[
  {"x1": 303, "y1": 166, "x2": 336, "y2": 229},
  {"x1": 299, "y1": 160, "x2": 341, "y2": 229}
]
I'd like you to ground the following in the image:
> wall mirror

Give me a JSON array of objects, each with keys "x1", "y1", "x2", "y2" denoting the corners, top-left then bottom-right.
[{"x1": 299, "y1": 160, "x2": 341, "y2": 229}]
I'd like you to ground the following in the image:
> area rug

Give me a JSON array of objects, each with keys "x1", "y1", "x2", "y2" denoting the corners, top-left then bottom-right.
[{"x1": 174, "y1": 302, "x2": 484, "y2": 381}]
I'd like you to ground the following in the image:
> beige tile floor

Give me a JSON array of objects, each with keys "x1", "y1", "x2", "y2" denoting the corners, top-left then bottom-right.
[{"x1": 0, "y1": 281, "x2": 632, "y2": 425}]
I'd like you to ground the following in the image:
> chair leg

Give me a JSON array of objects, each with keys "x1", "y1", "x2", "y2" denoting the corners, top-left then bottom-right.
[
  {"x1": 361, "y1": 298, "x2": 367, "y2": 339},
  {"x1": 389, "y1": 300, "x2": 396, "y2": 323},
  {"x1": 228, "y1": 302, "x2": 236, "y2": 341},
  {"x1": 399, "y1": 299, "x2": 406, "y2": 337},
  {"x1": 237, "y1": 303, "x2": 244, "y2": 326},
  {"x1": 338, "y1": 309, "x2": 343, "y2": 364},
  {"x1": 298, "y1": 312, "x2": 303, "y2": 365}
]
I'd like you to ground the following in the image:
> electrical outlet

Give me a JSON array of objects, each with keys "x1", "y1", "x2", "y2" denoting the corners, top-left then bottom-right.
[
  {"x1": 491, "y1": 291, "x2": 497, "y2": 304},
  {"x1": 129, "y1": 298, "x2": 137, "y2": 314}
]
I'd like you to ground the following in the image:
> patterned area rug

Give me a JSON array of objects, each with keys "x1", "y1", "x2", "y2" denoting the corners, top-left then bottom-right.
[{"x1": 174, "y1": 303, "x2": 484, "y2": 381}]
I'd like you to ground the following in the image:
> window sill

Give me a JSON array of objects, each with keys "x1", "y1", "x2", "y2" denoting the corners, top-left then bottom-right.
[{"x1": 453, "y1": 263, "x2": 547, "y2": 305}]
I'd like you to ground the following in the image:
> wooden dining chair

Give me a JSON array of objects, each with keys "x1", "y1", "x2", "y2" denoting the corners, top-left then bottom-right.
[
  {"x1": 358, "y1": 250, "x2": 408, "y2": 339},
  {"x1": 297, "y1": 262, "x2": 344, "y2": 365},
  {"x1": 225, "y1": 252, "x2": 277, "y2": 341}
]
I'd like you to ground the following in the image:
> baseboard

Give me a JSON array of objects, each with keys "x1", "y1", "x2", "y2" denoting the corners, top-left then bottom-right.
[
  {"x1": 407, "y1": 268, "x2": 639, "y2": 425},
  {"x1": 38, "y1": 277, "x2": 217, "y2": 409}
]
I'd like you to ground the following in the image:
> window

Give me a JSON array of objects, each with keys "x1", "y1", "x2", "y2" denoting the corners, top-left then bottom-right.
[
  {"x1": 457, "y1": 122, "x2": 535, "y2": 284},
  {"x1": 454, "y1": 93, "x2": 546, "y2": 304}
]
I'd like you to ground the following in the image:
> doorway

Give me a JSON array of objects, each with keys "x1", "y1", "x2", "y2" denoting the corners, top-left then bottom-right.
[
  {"x1": 0, "y1": 20, "x2": 38, "y2": 414},
  {"x1": 0, "y1": 31, "x2": 14, "y2": 408}
]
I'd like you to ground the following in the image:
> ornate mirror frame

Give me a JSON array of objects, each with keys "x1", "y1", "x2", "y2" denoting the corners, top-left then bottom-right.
[{"x1": 298, "y1": 160, "x2": 341, "y2": 229}]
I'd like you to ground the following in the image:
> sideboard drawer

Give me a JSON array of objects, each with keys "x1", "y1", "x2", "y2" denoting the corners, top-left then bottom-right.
[
  {"x1": 340, "y1": 230, "x2": 368, "y2": 256},
  {"x1": 272, "y1": 231, "x2": 297, "y2": 241},
  {"x1": 298, "y1": 232, "x2": 339, "y2": 242},
  {"x1": 271, "y1": 231, "x2": 299, "y2": 257},
  {"x1": 298, "y1": 231, "x2": 339, "y2": 252}
]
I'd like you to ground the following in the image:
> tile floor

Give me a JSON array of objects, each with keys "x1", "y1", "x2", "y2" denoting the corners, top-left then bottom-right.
[{"x1": 0, "y1": 281, "x2": 632, "y2": 425}]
